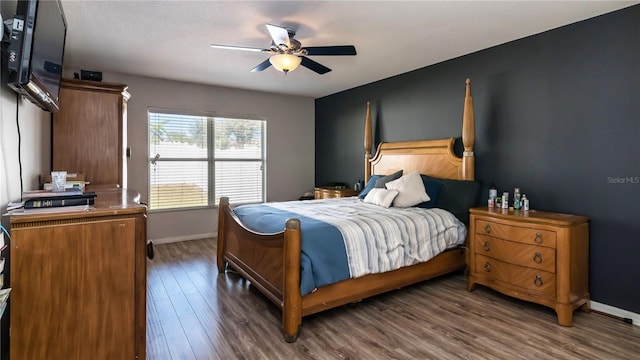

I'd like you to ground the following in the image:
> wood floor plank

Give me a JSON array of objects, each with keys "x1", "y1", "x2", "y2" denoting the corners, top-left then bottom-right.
[
  {"x1": 147, "y1": 239, "x2": 640, "y2": 360},
  {"x1": 155, "y1": 296, "x2": 197, "y2": 360},
  {"x1": 157, "y1": 258, "x2": 196, "y2": 318},
  {"x1": 178, "y1": 313, "x2": 218, "y2": 360},
  {"x1": 146, "y1": 317, "x2": 171, "y2": 359},
  {"x1": 147, "y1": 262, "x2": 170, "y2": 303}
]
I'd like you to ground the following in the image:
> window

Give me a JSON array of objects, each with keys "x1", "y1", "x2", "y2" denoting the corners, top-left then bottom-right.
[{"x1": 148, "y1": 110, "x2": 265, "y2": 211}]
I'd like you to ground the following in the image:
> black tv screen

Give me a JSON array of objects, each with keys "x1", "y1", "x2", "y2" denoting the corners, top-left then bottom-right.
[{"x1": 7, "y1": 0, "x2": 67, "y2": 113}]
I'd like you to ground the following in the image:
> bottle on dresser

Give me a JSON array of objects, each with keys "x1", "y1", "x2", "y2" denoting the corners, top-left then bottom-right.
[
  {"x1": 522, "y1": 194, "x2": 530, "y2": 210},
  {"x1": 513, "y1": 187, "x2": 522, "y2": 209},
  {"x1": 501, "y1": 192, "x2": 509, "y2": 209},
  {"x1": 488, "y1": 183, "x2": 498, "y2": 207}
]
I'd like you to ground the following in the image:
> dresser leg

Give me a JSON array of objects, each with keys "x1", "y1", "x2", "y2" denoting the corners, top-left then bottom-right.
[
  {"x1": 466, "y1": 278, "x2": 476, "y2": 292},
  {"x1": 579, "y1": 300, "x2": 591, "y2": 313},
  {"x1": 556, "y1": 304, "x2": 574, "y2": 326}
]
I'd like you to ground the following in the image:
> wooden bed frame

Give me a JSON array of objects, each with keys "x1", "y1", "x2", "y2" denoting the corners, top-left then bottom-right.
[{"x1": 217, "y1": 79, "x2": 475, "y2": 342}]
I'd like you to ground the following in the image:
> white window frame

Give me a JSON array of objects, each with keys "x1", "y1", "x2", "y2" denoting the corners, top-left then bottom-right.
[{"x1": 148, "y1": 109, "x2": 266, "y2": 212}]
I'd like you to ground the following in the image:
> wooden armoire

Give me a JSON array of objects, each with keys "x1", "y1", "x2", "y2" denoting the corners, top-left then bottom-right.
[{"x1": 53, "y1": 78, "x2": 130, "y2": 187}]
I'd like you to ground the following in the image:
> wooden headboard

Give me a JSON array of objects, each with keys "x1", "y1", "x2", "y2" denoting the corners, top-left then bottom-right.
[{"x1": 364, "y1": 79, "x2": 475, "y2": 182}]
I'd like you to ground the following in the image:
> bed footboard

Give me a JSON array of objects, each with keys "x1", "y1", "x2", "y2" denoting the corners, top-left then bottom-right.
[{"x1": 217, "y1": 197, "x2": 303, "y2": 342}]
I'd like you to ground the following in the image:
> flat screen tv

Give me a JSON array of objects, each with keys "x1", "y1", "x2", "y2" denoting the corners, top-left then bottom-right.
[{"x1": 7, "y1": 0, "x2": 67, "y2": 113}]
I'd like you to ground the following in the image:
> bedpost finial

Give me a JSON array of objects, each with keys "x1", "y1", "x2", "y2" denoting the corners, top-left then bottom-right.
[
  {"x1": 466, "y1": 78, "x2": 471, "y2": 85},
  {"x1": 286, "y1": 218, "x2": 301, "y2": 230}
]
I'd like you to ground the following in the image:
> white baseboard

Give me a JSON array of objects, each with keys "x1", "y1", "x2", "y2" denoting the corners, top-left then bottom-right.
[
  {"x1": 150, "y1": 233, "x2": 216, "y2": 244},
  {"x1": 591, "y1": 301, "x2": 639, "y2": 326}
]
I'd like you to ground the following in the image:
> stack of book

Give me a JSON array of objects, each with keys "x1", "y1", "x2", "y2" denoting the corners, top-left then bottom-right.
[{"x1": 22, "y1": 189, "x2": 97, "y2": 209}]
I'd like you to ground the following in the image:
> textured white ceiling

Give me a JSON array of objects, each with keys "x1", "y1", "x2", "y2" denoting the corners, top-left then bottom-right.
[{"x1": 59, "y1": 1, "x2": 638, "y2": 98}]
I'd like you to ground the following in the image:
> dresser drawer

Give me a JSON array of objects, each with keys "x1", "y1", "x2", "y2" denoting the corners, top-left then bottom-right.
[
  {"x1": 475, "y1": 219, "x2": 557, "y2": 248},
  {"x1": 475, "y1": 254, "x2": 556, "y2": 296},
  {"x1": 474, "y1": 235, "x2": 556, "y2": 273}
]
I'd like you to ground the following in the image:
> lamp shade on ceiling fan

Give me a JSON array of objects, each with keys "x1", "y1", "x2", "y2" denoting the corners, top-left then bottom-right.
[{"x1": 269, "y1": 54, "x2": 302, "y2": 73}]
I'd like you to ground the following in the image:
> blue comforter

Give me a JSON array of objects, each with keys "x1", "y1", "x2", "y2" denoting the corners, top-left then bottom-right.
[{"x1": 233, "y1": 203, "x2": 350, "y2": 295}]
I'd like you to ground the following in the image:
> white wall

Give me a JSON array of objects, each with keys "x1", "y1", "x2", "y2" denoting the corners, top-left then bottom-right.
[
  {"x1": 94, "y1": 72, "x2": 316, "y2": 241},
  {"x1": 0, "y1": 83, "x2": 52, "y2": 230}
]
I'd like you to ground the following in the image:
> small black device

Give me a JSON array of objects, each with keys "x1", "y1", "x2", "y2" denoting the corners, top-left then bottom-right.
[
  {"x1": 6, "y1": 0, "x2": 67, "y2": 113},
  {"x1": 80, "y1": 70, "x2": 102, "y2": 82}
]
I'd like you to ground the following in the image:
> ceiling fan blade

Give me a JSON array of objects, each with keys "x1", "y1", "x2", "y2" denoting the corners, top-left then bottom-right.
[
  {"x1": 210, "y1": 44, "x2": 267, "y2": 53},
  {"x1": 304, "y1": 45, "x2": 357, "y2": 56},
  {"x1": 251, "y1": 59, "x2": 272, "y2": 72},
  {"x1": 300, "y1": 56, "x2": 331, "y2": 74},
  {"x1": 266, "y1": 24, "x2": 291, "y2": 48}
]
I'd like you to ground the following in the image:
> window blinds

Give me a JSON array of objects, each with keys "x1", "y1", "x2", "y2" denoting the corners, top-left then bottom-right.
[{"x1": 149, "y1": 111, "x2": 265, "y2": 210}]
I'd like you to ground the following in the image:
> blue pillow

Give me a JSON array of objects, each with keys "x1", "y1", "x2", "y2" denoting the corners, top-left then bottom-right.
[
  {"x1": 416, "y1": 176, "x2": 443, "y2": 208},
  {"x1": 358, "y1": 175, "x2": 383, "y2": 199},
  {"x1": 374, "y1": 170, "x2": 403, "y2": 189}
]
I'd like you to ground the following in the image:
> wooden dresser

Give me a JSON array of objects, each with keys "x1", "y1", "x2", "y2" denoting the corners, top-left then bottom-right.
[
  {"x1": 53, "y1": 78, "x2": 130, "y2": 187},
  {"x1": 467, "y1": 207, "x2": 589, "y2": 326},
  {"x1": 314, "y1": 186, "x2": 359, "y2": 199},
  {"x1": 9, "y1": 187, "x2": 147, "y2": 359}
]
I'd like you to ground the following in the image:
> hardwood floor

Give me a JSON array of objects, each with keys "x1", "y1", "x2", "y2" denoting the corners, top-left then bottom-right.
[{"x1": 147, "y1": 239, "x2": 640, "y2": 360}]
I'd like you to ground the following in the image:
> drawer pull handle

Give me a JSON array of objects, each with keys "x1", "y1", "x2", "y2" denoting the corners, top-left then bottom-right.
[
  {"x1": 483, "y1": 241, "x2": 491, "y2": 252},
  {"x1": 533, "y1": 252, "x2": 542, "y2": 264},
  {"x1": 534, "y1": 233, "x2": 543, "y2": 244},
  {"x1": 484, "y1": 224, "x2": 492, "y2": 234},
  {"x1": 484, "y1": 262, "x2": 491, "y2": 272},
  {"x1": 534, "y1": 275, "x2": 543, "y2": 287}
]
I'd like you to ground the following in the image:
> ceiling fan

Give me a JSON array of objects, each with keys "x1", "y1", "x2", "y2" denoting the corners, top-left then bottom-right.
[{"x1": 210, "y1": 24, "x2": 356, "y2": 74}]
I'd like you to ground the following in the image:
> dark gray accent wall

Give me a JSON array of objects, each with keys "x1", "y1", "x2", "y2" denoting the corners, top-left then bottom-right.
[{"x1": 315, "y1": 5, "x2": 640, "y2": 313}]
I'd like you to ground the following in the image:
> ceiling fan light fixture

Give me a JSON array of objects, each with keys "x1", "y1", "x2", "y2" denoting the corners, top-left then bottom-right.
[{"x1": 269, "y1": 54, "x2": 302, "y2": 73}]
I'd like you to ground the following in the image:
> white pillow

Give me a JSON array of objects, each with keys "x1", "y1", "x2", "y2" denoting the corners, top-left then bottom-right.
[
  {"x1": 384, "y1": 171, "x2": 430, "y2": 207},
  {"x1": 363, "y1": 188, "x2": 399, "y2": 208}
]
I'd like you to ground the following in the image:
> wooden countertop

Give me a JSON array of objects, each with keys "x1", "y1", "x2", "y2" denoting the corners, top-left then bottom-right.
[{"x1": 9, "y1": 186, "x2": 146, "y2": 224}]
